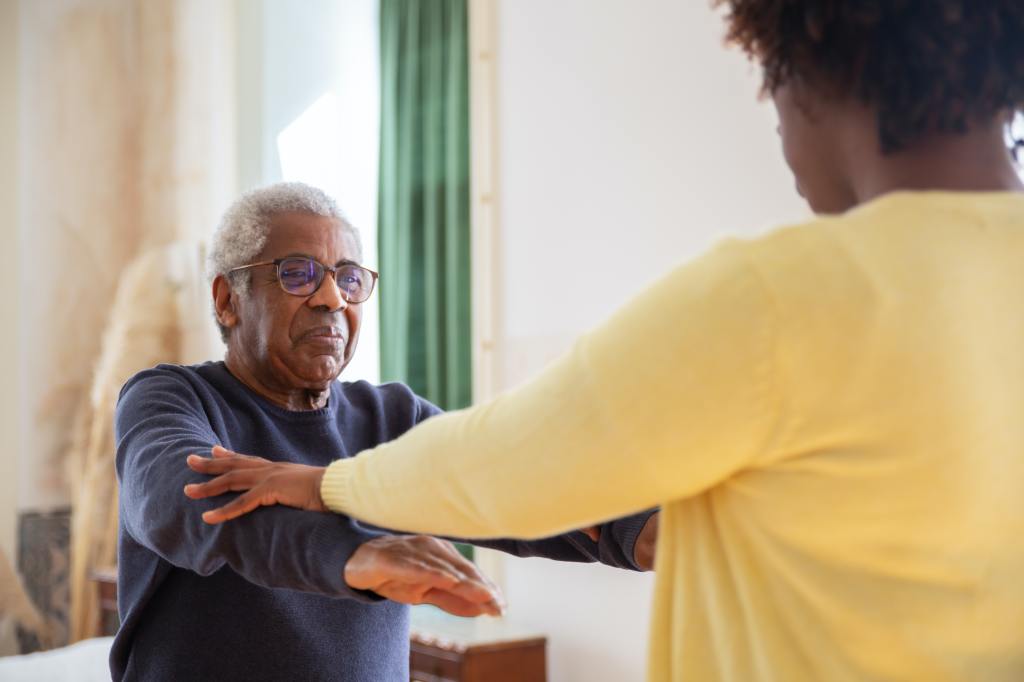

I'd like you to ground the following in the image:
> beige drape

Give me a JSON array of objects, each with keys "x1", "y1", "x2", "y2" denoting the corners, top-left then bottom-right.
[
  {"x1": 18, "y1": 0, "x2": 235, "y2": 643},
  {"x1": 68, "y1": 241, "x2": 223, "y2": 642}
]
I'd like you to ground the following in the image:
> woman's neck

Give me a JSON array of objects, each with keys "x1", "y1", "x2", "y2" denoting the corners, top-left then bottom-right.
[{"x1": 848, "y1": 122, "x2": 1024, "y2": 207}]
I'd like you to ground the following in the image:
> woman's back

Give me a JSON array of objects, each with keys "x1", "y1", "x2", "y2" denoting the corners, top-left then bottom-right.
[{"x1": 651, "y1": 191, "x2": 1024, "y2": 681}]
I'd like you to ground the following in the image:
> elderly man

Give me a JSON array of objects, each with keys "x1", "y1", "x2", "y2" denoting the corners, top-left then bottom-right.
[{"x1": 112, "y1": 182, "x2": 656, "y2": 681}]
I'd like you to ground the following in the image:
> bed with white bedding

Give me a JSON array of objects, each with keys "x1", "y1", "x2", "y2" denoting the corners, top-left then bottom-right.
[{"x1": 0, "y1": 637, "x2": 113, "y2": 681}]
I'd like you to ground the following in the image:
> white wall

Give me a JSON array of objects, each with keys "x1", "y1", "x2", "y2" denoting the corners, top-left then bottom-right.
[
  {"x1": 0, "y1": 0, "x2": 20, "y2": 564},
  {"x1": 490, "y1": 1, "x2": 808, "y2": 679},
  {"x1": 236, "y1": 0, "x2": 381, "y2": 383}
]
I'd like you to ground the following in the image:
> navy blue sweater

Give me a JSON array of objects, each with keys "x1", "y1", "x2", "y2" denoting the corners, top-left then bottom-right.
[{"x1": 112, "y1": 362, "x2": 652, "y2": 681}]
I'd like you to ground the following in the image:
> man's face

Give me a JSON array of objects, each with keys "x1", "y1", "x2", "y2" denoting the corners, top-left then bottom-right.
[{"x1": 228, "y1": 211, "x2": 363, "y2": 391}]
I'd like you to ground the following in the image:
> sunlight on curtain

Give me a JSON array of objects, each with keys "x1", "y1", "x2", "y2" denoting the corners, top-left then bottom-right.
[{"x1": 15, "y1": 0, "x2": 236, "y2": 643}]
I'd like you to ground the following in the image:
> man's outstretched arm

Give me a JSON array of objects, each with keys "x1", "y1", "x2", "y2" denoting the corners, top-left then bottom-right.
[
  {"x1": 185, "y1": 391, "x2": 660, "y2": 571},
  {"x1": 118, "y1": 368, "x2": 501, "y2": 615},
  {"x1": 471, "y1": 509, "x2": 658, "y2": 571}
]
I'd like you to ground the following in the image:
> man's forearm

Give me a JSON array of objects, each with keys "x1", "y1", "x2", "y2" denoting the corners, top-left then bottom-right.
[
  {"x1": 119, "y1": 436, "x2": 383, "y2": 600},
  {"x1": 123, "y1": 471, "x2": 386, "y2": 600},
  {"x1": 466, "y1": 509, "x2": 657, "y2": 571}
]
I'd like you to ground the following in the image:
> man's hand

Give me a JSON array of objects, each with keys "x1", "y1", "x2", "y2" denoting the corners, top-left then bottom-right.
[
  {"x1": 184, "y1": 446, "x2": 327, "y2": 523},
  {"x1": 346, "y1": 535, "x2": 505, "y2": 618},
  {"x1": 634, "y1": 512, "x2": 659, "y2": 571}
]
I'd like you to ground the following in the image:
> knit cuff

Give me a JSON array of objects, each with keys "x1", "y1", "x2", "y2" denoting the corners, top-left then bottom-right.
[
  {"x1": 603, "y1": 509, "x2": 657, "y2": 571},
  {"x1": 321, "y1": 458, "x2": 355, "y2": 515},
  {"x1": 304, "y1": 515, "x2": 385, "y2": 602}
]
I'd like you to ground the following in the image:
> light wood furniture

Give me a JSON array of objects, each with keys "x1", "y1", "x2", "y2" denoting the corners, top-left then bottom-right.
[{"x1": 89, "y1": 567, "x2": 119, "y2": 638}]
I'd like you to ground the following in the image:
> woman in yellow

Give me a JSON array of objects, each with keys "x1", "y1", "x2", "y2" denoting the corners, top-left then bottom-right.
[{"x1": 185, "y1": 1, "x2": 1024, "y2": 679}]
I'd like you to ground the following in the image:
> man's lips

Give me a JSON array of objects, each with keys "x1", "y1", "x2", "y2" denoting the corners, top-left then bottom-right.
[{"x1": 298, "y1": 326, "x2": 348, "y2": 348}]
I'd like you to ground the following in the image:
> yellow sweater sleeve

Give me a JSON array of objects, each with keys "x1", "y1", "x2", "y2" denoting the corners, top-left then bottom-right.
[{"x1": 321, "y1": 241, "x2": 780, "y2": 538}]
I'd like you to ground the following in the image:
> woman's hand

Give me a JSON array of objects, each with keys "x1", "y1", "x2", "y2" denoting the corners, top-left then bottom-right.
[
  {"x1": 184, "y1": 445, "x2": 327, "y2": 523},
  {"x1": 185, "y1": 447, "x2": 506, "y2": 618}
]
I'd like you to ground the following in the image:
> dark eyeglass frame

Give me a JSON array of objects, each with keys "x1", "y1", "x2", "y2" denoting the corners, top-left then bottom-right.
[{"x1": 229, "y1": 257, "x2": 379, "y2": 303}]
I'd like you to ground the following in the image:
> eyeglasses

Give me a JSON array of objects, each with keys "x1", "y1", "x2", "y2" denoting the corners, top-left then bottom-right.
[{"x1": 229, "y1": 257, "x2": 379, "y2": 303}]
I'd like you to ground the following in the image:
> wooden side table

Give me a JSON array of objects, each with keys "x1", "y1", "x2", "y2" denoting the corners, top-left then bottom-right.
[{"x1": 409, "y1": 606, "x2": 547, "y2": 682}]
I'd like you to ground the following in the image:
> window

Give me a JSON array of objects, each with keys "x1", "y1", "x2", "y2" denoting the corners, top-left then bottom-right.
[{"x1": 236, "y1": 0, "x2": 382, "y2": 383}]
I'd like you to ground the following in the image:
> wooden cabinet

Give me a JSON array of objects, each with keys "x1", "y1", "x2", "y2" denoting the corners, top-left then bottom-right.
[
  {"x1": 409, "y1": 636, "x2": 546, "y2": 682},
  {"x1": 409, "y1": 606, "x2": 547, "y2": 682}
]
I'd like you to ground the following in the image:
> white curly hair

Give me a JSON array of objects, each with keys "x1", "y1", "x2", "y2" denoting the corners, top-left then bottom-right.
[
  {"x1": 208, "y1": 181, "x2": 363, "y2": 294},
  {"x1": 208, "y1": 182, "x2": 363, "y2": 340}
]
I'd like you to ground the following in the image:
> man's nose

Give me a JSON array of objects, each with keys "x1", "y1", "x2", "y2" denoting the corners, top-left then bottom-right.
[{"x1": 307, "y1": 273, "x2": 349, "y2": 312}]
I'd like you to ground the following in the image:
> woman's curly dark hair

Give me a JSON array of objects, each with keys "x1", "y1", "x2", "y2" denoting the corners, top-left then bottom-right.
[{"x1": 715, "y1": 0, "x2": 1024, "y2": 154}]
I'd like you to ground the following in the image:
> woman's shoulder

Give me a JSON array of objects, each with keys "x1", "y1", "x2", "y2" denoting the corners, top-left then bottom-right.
[{"x1": 723, "y1": 199, "x2": 908, "y2": 284}]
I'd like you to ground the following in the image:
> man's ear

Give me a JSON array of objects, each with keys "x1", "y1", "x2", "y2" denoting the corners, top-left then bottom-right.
[{"x1": 212, "y1": 275, "x2": 240, "y2": 332}]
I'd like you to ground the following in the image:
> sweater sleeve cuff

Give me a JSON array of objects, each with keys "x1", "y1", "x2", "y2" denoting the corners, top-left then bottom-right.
[
  {"x1": 302, "y1": 515, "x2": 383, "y2": 603},
  {"x1": 603, "y1": 509, "x2": 657, "y2": 571},
  {"x1": 321, "y1": 458, "x2": 356, "y2": 515}
]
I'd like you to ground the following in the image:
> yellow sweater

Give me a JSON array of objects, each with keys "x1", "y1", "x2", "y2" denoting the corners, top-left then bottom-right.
[{"x1": 322, "y1": 192, "x2": 1024, "y2": 681}]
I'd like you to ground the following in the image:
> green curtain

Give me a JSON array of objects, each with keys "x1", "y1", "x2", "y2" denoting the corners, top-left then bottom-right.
[{"x1": 378, "y1": 0, "x2": 472, "y2": 411}]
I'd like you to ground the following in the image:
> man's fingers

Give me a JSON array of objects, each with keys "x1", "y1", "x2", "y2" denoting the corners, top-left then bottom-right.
[
  {"x1": 201, "y1": 490, "x2": 264, "y2": 524},
  {"x1": 343, "y1": 535, "x2": 505, "y2": 614},
  {"x1": 368, "y1": 559, "x2": 462, "y2": 592},
  {"x1": 405, "y1": 539, "x2": 505, "y2": 609},
  {"x1": 420, "y1": 588, "x2": 498, "y2": 618},
  {"x1": 401, "y1": 545, "x2": 500, "y2": 605},
  {"x1": 372, "y1": 580, "x2": 502, "y2": 618},
  {"x1": 430, "y1": 540, "x2": 503, "y2": 596},
  {"x1": 348, "y1": 554, "x2": 501, "y2": 608},
  {"x1": 438, "y1": 551, "x2": 501, "y2": 597},
  {"x1": 443, "y1": 573, "x2": 505, "y2": 611},
  {"x1": 414, "y1": 551, "x2": 504, "y2": 609},
  {"x1": 183, "y1": 470, "x2": 257, "y2": 499}
]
